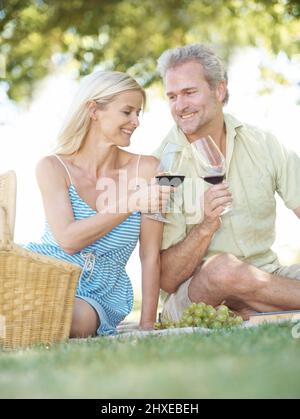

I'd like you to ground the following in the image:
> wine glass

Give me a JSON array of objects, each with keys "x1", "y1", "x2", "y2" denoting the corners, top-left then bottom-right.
[
  {"x1": 146, "y1": 143, "x2": 186, "y2": 223},
  {"x1": 191, "y1": 135, "x2": 231, "y2": 215}
]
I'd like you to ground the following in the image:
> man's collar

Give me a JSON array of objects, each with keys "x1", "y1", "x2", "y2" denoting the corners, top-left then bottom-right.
[
  {"x1": 164, "y1": 125, "x2": 190, "y2": 149},
  {"x1": 165, "y1": 113, "x2": 244, "y2": 148},
  {"x1": 224, "y1": 113, "x2": 243, "y2": 142}
]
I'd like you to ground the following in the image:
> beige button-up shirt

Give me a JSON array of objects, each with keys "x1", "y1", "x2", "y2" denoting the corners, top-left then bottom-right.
[{"x1": 153, "y1": 114, "x2": 300, "y2": 273}]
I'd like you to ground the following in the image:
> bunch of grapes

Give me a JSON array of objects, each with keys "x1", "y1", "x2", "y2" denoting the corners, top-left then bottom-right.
[{"x1": 154, "y1": 303, "x2": 243, "y2": 330}]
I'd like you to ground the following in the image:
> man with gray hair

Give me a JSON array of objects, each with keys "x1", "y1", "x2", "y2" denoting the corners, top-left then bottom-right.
[{"x1": 154, "y1": 43, "x2": 300, "y2": 321}]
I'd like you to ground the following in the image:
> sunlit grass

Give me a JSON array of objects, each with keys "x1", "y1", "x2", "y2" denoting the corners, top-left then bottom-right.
[{"x1": 0, "y1": 323, "x2": 299, "y2": 398}]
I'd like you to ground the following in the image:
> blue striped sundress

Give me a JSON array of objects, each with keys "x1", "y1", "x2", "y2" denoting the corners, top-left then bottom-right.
[{"x1": 24, "y1": 156, "x2": 142, "y2": 336}]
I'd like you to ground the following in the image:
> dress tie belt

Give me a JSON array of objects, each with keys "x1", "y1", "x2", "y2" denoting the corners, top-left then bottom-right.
[
  {"x1": 79, "y1": 247, "x2": 132, "y2": 282},
  {"x1": 80, "y1": 251, "x2": 96, "y2": 282}
]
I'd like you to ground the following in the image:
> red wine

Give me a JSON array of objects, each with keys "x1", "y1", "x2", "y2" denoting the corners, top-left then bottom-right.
[
  {"x1": 155, "y1": 175, "x2": 185, "y2": 187},
  {"x1": 202, "y1": 174, "x2": 225, "y2": 185}
]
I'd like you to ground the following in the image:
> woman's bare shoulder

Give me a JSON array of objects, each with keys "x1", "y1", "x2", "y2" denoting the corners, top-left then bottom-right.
[
  {"x1": 138, "y1": 155, "x2": 159, "y2": 178},
  {"x1": 36, "y1": 155, "x2": 57, "y2": 170},
  {"x1": 121, "y1": 150, "x2": 158, "y2": 174},
  {"x1": 35, "y1": 155, "x2": 68, "y2": 187}
]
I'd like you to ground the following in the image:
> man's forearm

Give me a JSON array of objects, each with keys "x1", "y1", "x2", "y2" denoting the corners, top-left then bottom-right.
[{"x1": 160, "y1": 223, "x2": 216, "y2": 294}]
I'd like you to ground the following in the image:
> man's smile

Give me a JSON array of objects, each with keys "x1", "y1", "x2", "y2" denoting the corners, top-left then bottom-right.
[{"x1": 179, "y1": 112, "x2": 197, "y2": 120}]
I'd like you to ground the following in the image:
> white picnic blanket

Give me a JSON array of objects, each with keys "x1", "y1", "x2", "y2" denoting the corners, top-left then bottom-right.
[{"x1": 110, "y1": 321, "x2": 213, "y2": 339}]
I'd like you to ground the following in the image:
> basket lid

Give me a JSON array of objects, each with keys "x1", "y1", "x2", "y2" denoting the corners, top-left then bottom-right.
[{"x1": 0, "y1": 170, "x2": 16, "y2": 241}]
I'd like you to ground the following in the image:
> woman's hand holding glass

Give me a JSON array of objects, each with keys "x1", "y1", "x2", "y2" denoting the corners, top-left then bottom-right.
[
  {"x1": 145, "y1": 143, "x2": 186, "y2": 223},
  {"x1": 129, "y1": 181, "x2": 173, "y2": 215},
  {"x1": 96, "y1": 178, "x2": 173, "y2": 215}
]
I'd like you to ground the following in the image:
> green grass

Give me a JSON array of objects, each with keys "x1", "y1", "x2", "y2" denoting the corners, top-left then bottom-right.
[{"x1": 0, "y1": 323, "x2": 300, "y2": 398}]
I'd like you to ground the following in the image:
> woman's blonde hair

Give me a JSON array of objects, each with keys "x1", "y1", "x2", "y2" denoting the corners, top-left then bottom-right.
[{"x1": 52, "y1": 71, "x2": 146, "y2": 155}]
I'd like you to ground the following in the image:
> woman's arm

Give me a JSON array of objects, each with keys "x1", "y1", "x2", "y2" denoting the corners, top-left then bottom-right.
[
  {"x1": 36, "y1": 156, "x2": 135, "y2": 254},
  {"x1": 139, "y1": 214, "x2": 163, "y2": 329},
  {"x1": 137, "y1": 155, "x2": 165, "y2": 329}
]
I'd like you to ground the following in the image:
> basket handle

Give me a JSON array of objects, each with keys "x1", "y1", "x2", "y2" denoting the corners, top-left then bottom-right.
[{"x1": 0, "y1": 205, "x2": 12, "y2": 245}]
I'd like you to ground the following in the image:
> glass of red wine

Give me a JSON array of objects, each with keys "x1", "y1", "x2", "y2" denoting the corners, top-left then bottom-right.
[
  {"x1": 146, "y1": 143, "x2": 186, "y2": 223},
  {"x1": 191, "y1": 135, "x2": 231, "y2": 215}
]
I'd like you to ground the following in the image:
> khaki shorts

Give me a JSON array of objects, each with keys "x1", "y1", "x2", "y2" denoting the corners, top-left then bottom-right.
[{"x1": 161, "y1": 264, "x2": 300, "y2": 322}]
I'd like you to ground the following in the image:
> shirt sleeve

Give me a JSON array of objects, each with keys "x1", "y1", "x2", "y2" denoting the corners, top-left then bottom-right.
[
  {"x1": 161, "y1": 211, "x2": 187, "y2": 250},
  {"x1": 268, "y1": 133, "x2": 300, "y2": 210}
]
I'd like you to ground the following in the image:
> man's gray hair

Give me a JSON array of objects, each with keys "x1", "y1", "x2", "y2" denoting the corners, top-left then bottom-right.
[{"x1": 157, "y1": 44, "x2": 229, "y2": 105}]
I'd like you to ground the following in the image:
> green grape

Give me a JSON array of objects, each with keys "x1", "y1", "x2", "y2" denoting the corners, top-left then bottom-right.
[
  {"x1": 231, "y1": 316, "x2": 243, "y2": 326},
  {"x1": 184, "y1": 304, "x2": 196, "y2": 314},
  {"x1": 185, "y1": 315, "x2": 194, "y2": 326},
  {"x1": 206, "y1": 305, "x2": 217, "y2": 319},
  {"x1": 215, "y1": 313, "x2": 227, "y2": 323},
  {"x1": 157, "y1": 302, "x2": 244, "y2": 331},
  {"x1": 217, "y1": 305, "x2": 230, "y2": 316},
  {"x1": 226, "y1": 317, "x2": 236, "y2": 327},
  {"x1": 202, "y1": 317, "x2": 212, "y2": 327},
  {"x1": 194, "y1": 306, "x2": 205, "y2": 318},
  {"x1": 194, "y1": 317, "x2": 205, "y2": 327},
  {"x1": 236, "y1": 316, "x2": 243, "y2": 325}
]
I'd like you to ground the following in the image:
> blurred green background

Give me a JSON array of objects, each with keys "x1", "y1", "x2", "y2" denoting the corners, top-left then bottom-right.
[{"x1": 1, "y1": 0, "x2": 300, "y2": 102}]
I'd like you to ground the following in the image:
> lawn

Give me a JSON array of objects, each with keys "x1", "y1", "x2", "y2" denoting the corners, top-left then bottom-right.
[{"x1": 0, "y1": 323, "x2": 299, "y2": 399}]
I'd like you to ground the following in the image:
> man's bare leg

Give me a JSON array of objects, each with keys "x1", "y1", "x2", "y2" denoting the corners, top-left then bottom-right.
[
  {"x1": 222, "y1": 297, "x2": 283, "y2": 320},
  {"x1": 232, "y1": 261, "x2": 300, "y2": 310},
  {"x1": 187, "y1": 253, "x2": 300, "y2": 318},
  {"x1": 188, "y1": 263, "x2": 280, "y2": 320}
]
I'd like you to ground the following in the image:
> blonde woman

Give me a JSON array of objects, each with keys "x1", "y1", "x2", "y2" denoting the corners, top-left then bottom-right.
[{"x1": 25, "y1": 71, "x2": 171, "y2": 337}]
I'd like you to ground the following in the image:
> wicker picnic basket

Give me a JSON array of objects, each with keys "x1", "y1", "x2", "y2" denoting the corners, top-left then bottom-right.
[{"x1": 0, "y1": 171, "x2": 82, "y2": 350}]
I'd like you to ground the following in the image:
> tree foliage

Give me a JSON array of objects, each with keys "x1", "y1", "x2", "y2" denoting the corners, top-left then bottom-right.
[{"x1": 1, "y1": 0, "x2": 300, "y2": 101}]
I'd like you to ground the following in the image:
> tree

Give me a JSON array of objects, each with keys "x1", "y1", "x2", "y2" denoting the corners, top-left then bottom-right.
[{"x1": 1, "y1": 0, "x2": 300, "y2": 102}]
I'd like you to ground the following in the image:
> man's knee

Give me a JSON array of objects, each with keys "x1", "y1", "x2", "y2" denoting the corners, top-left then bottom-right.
[{"x1": 200, "y1": 253, "x2": 241, "y2": 291}]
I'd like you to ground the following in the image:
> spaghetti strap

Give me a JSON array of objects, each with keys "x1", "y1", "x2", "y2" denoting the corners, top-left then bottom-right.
[
  {"x1": 135, "y1": 154, "x2": 142, "y2": 190},
  {"x1": 54, "y1": 154, "x2": 73, "y2": 185}
]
